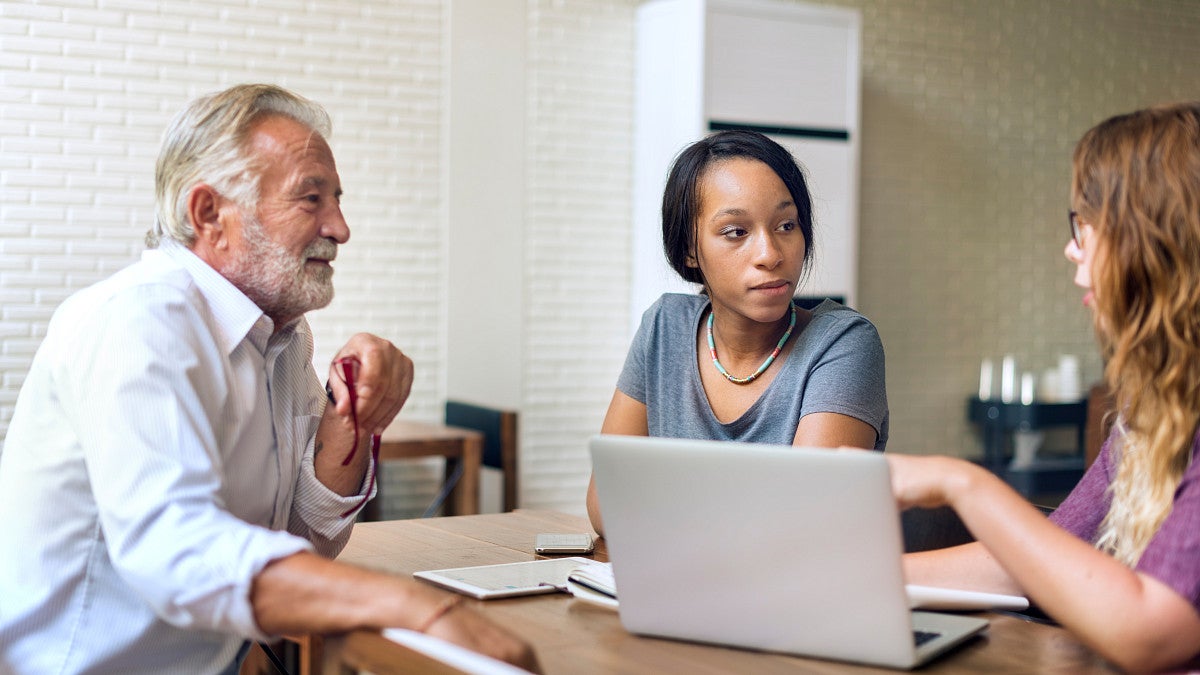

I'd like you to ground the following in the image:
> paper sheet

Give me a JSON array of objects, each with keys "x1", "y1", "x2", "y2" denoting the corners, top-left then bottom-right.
[
  {"x1": 906, "y1": 584, "x2": 1029, "y2": 611},
  {"x1": 383, "y1": 628, "x2": 530, "y2": 675}
]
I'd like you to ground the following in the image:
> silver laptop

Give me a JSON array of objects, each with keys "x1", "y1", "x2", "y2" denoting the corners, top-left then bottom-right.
[{"x1": 589, "y1": 434, "x2": 988, "y2": 670}]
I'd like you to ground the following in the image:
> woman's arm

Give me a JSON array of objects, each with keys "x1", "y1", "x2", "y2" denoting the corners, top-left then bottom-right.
[
  {"x1": 586, "y1": 390, "x2": 649, "y2": 536},
  {"x1": 889, "y1": 453, "x2": 1200, "y2": 672},
  {"x1": 793, "y1": 411, "x2": 877, "y2": 449},
  {"x1": 790, "y1": 311, "x2": 887, "y2": 451},
  {"x1": 903, "y1": 541, "x2": 1019, "y2": 595}
]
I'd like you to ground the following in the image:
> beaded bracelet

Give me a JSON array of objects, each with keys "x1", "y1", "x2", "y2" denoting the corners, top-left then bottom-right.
[{"x1": 417, "y1": 595, "x2": 464, "y2": 633}]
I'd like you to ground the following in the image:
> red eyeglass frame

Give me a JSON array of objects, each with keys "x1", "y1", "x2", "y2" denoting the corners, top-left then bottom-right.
[{"x1": 331, "y1": 357, "x2": 382, "y2": 518}]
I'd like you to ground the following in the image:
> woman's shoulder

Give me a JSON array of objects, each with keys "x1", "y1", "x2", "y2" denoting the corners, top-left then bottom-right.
[
  {"x1": 807, "y1": 299, "x2": 880, "y2": 334},
  {"x1": 656, "y1": 292, "x2": 708, "y2": 310},
  {"x1": 628, "y1": 293, "x2": 709, "y2": 350},
  {"x1": 642, "y1": 293, "x2": 708, "y2": 322}
]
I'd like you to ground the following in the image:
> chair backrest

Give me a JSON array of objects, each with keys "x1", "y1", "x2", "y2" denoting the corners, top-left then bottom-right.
[
  {"x1": 901, "y1": 506, "x2": 974, "y2": 553},
  {"x1": 901, "y1": 503, "x2": 1055, "y2": 553},
  {"x1": 444, "y1": 400, "x2": 519, "y2": 512}
]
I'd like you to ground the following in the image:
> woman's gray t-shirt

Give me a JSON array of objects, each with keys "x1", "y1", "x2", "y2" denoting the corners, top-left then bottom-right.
[{"x1": 616, "y1": 294, "x2": 889, "y2": 449}]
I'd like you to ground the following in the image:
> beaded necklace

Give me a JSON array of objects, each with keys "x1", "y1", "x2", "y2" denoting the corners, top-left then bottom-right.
[{"x1": 706, "y1": 303, "x2": 797, "y2": 385}]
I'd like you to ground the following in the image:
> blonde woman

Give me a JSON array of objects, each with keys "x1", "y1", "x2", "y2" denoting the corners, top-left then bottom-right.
[{"x1": 889, "y1": 102, "x2": 1200, "y2": 672}]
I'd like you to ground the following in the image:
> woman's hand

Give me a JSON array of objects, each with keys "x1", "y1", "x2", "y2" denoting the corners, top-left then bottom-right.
[{"x1": 884, "y1": 453, "x2": 977, "y2": 512}]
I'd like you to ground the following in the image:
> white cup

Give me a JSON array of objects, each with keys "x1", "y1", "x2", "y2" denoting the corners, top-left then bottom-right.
[
  {"x1": 979, "y1": 359, "x2": 994, "y2": 400},
  {"x1": 1000, "y1": 355, "x2": 1017, "y2": 403},
  {"x1": 1058, "y1": 355, "x2": 1081, "y2": 401},
  {"x1": 1011, "y1": 430, "x2": 1044, "y2": 469},
  {"x1": 1040, "y1": 369, "x2": 1061, "y2": 402}
]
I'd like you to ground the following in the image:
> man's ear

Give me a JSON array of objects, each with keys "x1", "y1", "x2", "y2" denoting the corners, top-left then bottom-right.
[{"x1": 186, "y1": 184, "x2": 228, "y2": 253}]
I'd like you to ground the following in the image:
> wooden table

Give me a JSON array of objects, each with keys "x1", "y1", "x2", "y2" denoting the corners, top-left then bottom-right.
[
  {"x1": 362, "y1": 420, "x2": 483, "y2": 521},
  {"x1": 320, "y1": 511, "x2": 1116, "y2": 674}
]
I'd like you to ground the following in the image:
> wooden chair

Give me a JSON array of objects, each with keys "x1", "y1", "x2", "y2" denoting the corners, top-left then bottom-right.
[{"x1": 444, "y1": 400, "x2": 519, "y2": 512}]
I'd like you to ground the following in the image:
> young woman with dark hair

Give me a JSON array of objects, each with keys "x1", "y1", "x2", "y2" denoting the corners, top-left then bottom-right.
[{"x1": 587, "y1": 130, "x2": 888, "y2": 535}]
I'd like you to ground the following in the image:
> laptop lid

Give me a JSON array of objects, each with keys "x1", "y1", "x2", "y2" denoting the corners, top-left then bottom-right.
[{"x1": 589, "y1": 434, "x2": 987, "y2": 669}]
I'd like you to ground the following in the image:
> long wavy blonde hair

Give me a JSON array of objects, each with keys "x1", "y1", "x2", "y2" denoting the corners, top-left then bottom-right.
[{"x1": 1073, "y1": 102, "x2": 1200, "y2": 566}]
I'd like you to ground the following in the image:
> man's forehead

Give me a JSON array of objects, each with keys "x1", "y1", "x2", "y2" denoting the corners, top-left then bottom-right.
[
  {"x1": 247, "y1": 115, "x2": 332, "y2": 158},
  {"x1": 246, "y1": 115, "x2": 340, "y2": 188}
]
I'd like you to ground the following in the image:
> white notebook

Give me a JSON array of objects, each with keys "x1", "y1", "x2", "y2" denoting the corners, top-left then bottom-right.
[{"x1": 564, "y1": 561, "x2": 1027, "y2": 612}]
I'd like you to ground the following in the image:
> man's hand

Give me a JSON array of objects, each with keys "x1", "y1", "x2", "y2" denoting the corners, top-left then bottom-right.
[
  {"x1": 326, "y1": 333, "x2": 413, "y2": 436},
  {"x1": 316, "y1": 334, "x2": 413, "y2": 496},
  {"x1": 425, "y1": 603, "x2": 542, "y2": 672},
  {"x1": 252, "y1": 553, "x2": 541, "y2": 672}
]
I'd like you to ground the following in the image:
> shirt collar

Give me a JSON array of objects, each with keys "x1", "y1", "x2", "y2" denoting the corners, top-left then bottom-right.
[{"x1": 151, "y1": 240, "x2": 293, "y2": 356}]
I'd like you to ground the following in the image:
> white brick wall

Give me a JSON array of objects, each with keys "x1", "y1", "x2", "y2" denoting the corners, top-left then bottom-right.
[
  {"x1": 0, "y1": 0, "x2": 637, "y2": 519},
  {"x1": 7, "y1": 0, "x2": 1200, "y2": 521},
  {"x1": 523, "y1": 0, "x2": 637, "y2": 512},
  {"x1": 0, "y1": 0, "x2": 449, "y2": 518}
]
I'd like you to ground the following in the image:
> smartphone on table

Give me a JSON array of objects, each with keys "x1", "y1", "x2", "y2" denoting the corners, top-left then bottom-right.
[{"x1": 535, "y1": 533, "x2": 595, "y2": 555}]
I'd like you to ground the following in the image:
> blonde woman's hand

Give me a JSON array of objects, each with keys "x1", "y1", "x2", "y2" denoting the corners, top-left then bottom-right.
[{"x1": 885, "y1": 453, "x2": 976, "y2": 511}]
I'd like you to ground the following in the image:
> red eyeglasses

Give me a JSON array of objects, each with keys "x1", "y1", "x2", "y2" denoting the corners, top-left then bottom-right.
[{"x1": 332, "y1": 357, "x2": 382, "y2": 518}]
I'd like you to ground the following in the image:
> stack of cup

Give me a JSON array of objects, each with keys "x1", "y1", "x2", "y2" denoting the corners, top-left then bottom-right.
[
  {"x1": 1058, "y1": 355, "x2": 1082, "y2": 402},
  {"x1": 979, "y1": 359, "x2": 994, "y2": 400},
  {"x1": 1000, "y1": 355, "x2": 1017, "y2": 403},
  {"x1": 1040, "y1": 369, "x2": 1061, "y2": 402}
]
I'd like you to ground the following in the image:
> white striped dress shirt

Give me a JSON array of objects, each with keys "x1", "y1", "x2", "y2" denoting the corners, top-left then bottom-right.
[{"x1": 0, "y1": 242, "x2": 370, "y2": 674}]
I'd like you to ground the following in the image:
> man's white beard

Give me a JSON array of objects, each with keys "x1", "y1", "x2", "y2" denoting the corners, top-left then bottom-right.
[{"x1": 224, "y1": 211, "x2": 337, "y2": 324}]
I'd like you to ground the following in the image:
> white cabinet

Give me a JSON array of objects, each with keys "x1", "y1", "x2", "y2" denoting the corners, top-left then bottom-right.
[{"x1": 631, "y1": 0, "x2": 861, "y2": 331}]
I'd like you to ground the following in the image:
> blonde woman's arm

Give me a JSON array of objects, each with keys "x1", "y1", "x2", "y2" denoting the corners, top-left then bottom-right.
[{"x1": 888, "y1": 454, "x2": 1200, "y2": 673}]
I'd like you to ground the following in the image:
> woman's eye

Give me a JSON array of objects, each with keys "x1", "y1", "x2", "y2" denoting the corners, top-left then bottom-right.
[
  {"x1": 721, "y1": 227, "x2": 747, "y2": 239},
  {"x1": 779, "y1": 221, "x2": 797, "y2": 232}
]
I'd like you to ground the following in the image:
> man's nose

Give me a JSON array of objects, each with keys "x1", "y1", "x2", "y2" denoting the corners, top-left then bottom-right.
[{"x1": 323, "y1": 206, "x2": 350, "y2": 244}]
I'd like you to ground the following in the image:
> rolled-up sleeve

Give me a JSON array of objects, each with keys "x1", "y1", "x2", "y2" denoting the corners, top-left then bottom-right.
[{"x1": 288, "y1": 419, "x2": 377, "y2": 558}]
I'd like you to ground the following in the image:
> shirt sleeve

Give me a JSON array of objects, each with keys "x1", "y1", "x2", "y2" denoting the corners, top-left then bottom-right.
[
  {"x1": 1048, "y1": 433, "x2": 1114, "y2": 543},
  {"x1": 797, "y1": 311, "x2": 889, "y2": 449},
  {"x1": 287, "y1": 417, "x2": 378, "y2": 558},
  {"x1": 1134, "y1": 441, "x2": 1200, "y2": 613},
  {"x1": 615, "y1": 297, "x2": 661, "y2": 404},
  {"x1": 1050, "y1": 431, "x2": 1200, "y2": 615},
  {"x1": 61, "y1": 284, "x2": 313, "y2": 641}
]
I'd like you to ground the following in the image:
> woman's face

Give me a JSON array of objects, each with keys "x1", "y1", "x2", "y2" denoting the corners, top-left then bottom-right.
[
  {"x1": 1064, "y1": 211, "x2": 1097, "y2": 308},
  {"x1": 687, "y1": 158, "x2": 807, "y2": 324}
]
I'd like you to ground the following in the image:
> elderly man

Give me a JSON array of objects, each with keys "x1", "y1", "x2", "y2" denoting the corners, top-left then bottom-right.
[{"x1": 0, "y1": 84, "x2": 537, "y2": 673}]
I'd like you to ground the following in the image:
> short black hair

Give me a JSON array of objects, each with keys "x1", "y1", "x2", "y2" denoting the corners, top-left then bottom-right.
[{"x1": 661, "y1": 129, "x2": 814, "y2": 285}]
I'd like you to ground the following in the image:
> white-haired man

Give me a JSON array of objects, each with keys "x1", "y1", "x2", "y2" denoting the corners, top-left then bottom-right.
[{"x1": 0, "y1": 84, "x2": 537, "y2": 673}]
